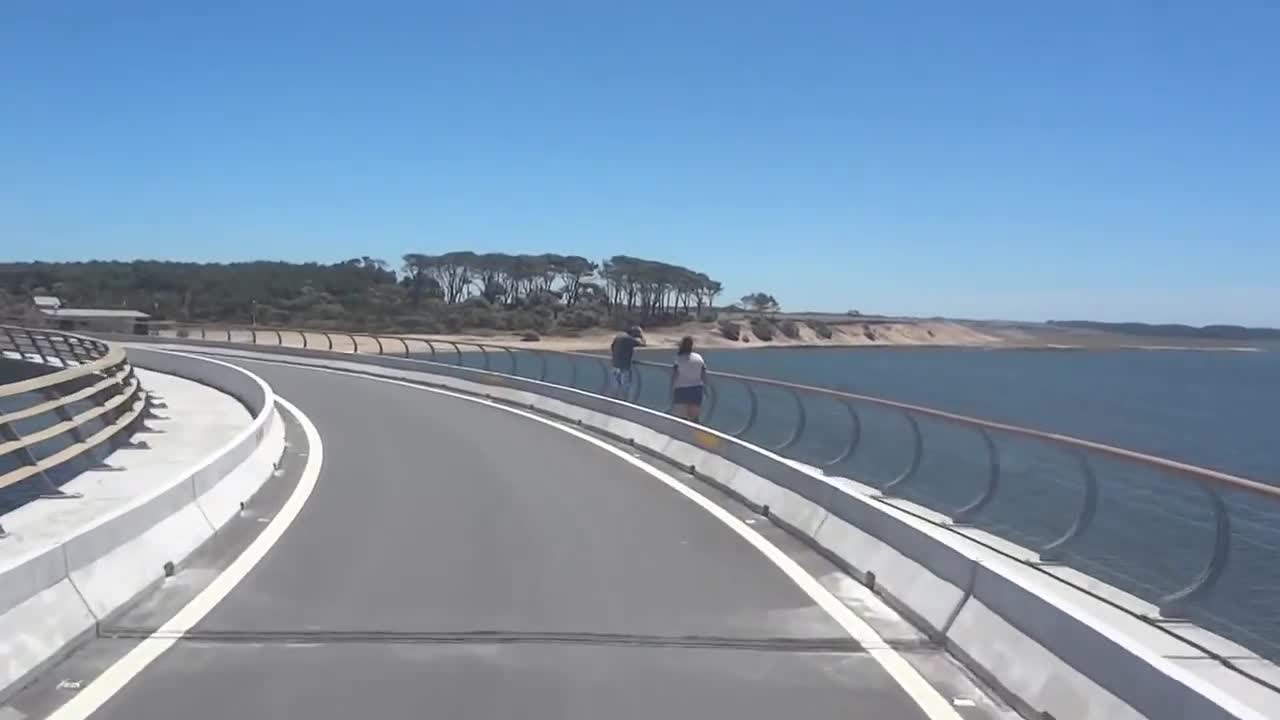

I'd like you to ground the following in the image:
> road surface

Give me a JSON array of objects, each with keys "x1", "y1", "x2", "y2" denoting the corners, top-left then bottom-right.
[{"x1": 35, "y1": 359, "x2": 990, "y2": 720}]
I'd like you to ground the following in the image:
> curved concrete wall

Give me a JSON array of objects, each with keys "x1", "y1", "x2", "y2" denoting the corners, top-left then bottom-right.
[
  {"x1": 132, "y1": 339, "x2": 1276, "y2": 720},
  {"x1": 0, "y1": 350, "x2": 284, "y2": 701}
]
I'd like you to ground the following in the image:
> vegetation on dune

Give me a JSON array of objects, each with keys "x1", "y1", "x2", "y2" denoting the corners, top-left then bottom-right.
[
  {"x1": 805, "y1": 319, "x2": 834, "y2": 339},
  {"x1": 749, "y1": 316, "x2": 774, "y2": 341},
  {"x1": 0, "y1": 253, "x2": 730, "y2": 336},
  {"x1": 1048, "y1": 320, "x2": 1280, "y2": 341}
]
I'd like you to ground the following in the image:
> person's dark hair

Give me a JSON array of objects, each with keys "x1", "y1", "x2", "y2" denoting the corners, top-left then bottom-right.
[{"x1": 677, "y1": 336, "x2": 694, "y2": 356}]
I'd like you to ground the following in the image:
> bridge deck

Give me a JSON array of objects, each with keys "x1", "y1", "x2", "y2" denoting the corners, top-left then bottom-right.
[{"x1": 30, "y1": 360, "x2": 1008, "y2": 720}]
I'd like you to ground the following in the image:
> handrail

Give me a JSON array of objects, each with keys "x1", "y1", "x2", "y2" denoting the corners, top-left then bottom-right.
[
  {"x1": 678, "y1": 366, "x2": 1280, "y2": 501},
  {"x1": 0, "y1": 344, "x2": 127, "y2": 399},
  {"x1": 142, "y1": 320, "x2": 1269, "y2": 491},
  {"x1": 146, "y1": 322, "x2": 1273, "y2": 497},
  {"x1": 1, "y1": 326, "x2": 147, "y2": 524},
  {"x1": 144, "y1": 320, "x2": 1280, "y2": 663},
  {"x1": 0, "y1": 366, "x2": 131, "y2": 427}
]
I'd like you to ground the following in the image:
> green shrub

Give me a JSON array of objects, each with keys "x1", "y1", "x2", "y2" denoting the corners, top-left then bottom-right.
[
  {"x1": 558, "y1": 307, "x2": 604, "y2": 329},
  {"x1": 718, "y1": 320, "x2": 741, "y2": 340},
  {"x1": 303, "y1": 302, "x2": 348, "y2": 321},
  {"x1": 805, "y1": 320, "x2": 833, "y2": 339},
  {"x1": 393, "y1": 316, "x2": 443, "y2": 333},
  {"x1": 779, "y1": 319, "x2": 800, "y2": 339},
  {"x1": 750, "y1": 317, "x2": 774, "y2": 341},
  {"x1": 175, "y1": 328, "x2": 189, "y2": 339},
  {"x1": 508, "y1": 311, "x2": 551, "y2": 332}
]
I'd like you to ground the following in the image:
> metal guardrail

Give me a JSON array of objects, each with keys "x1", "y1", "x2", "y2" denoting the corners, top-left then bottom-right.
[
  {"x1": 0, "y1": 326, "x2": 149, "y2": 535},
  {"x1": 154, "y1": 324, "x2": 1280, "y2": 662}
]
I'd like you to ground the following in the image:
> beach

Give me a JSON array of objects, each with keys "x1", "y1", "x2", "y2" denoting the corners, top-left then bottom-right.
[{"x1": 394, "y1": 317, "x2": 1265, "y2": 353}]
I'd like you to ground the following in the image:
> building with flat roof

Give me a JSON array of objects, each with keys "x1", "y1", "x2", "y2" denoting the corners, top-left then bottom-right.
[{"x1": 26, "y1": 296, "x2": 150, "y2": 334}]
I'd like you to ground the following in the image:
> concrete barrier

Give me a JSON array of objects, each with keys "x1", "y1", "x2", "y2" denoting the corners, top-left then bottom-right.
[
  {"x1": 0, "y1": 350, "x2": 283, "y2": 702},
  {"x1": 129, "y1": 339, "x2": 1276, "y2": 720}
]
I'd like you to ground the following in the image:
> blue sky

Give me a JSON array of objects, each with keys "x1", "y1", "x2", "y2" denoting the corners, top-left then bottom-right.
[{"x1": 3, "y1": 1, "x2": 1278, "y2": 325}]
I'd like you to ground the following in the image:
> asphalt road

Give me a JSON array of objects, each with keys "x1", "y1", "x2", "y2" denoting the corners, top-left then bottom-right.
[{"x1": 70, "y1": 361, "x2": 945, "y2": 720}]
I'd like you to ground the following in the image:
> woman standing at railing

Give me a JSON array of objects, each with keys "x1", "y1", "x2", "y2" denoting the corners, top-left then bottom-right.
[{"x1": 671, "y1": 335, "x2": 707, "y2": 422}]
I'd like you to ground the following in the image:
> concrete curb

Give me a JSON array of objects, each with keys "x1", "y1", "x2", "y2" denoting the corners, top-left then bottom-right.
[
  {"x1": 139, "y1": 340, "x2": 1277, "y2": 720},
  {"x1": 0, "y1": 350, "x2": 284, "y2": 702}
]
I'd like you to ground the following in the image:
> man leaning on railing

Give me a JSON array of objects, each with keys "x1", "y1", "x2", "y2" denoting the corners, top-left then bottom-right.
[{"x1": 609, "y1": 326, "x2": 645, "y2": 398}]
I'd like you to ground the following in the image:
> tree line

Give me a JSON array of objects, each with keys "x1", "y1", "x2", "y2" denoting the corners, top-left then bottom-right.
[
  {"x1": 398, "y1": 252, "x2": 723, "y2": 315},
  {"x1": 0, "y1": 253, "x2": 728, "y2": 336}
]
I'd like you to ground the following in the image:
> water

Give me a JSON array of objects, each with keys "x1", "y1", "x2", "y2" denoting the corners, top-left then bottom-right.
[
  {"x1": 686, "y1": 346, "x2": 1280, "y2": 482},
  {"x1": 619, "y1": 345, "x2": 1279, "y2": 662}
]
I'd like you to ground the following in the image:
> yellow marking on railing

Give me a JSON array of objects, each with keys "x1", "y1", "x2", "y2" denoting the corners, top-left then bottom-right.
[{"x1": 692, "y1": 429, "x2": 722, "y2": 451}]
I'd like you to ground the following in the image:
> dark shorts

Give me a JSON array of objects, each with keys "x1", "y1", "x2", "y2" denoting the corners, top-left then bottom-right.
[{"x1": 673, "y1": 385, "x2": 704, "y2": 406}]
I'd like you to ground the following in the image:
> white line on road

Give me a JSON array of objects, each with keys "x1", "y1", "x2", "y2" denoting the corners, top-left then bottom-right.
[
  {"x1": 228, "y1": 360, "x2": 966, "y2": 720},
  {"x1": 45, "y1": 397, "x2": 324, "y2": 720}
]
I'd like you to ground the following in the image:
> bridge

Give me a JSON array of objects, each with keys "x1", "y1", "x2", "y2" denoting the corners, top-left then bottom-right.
[{"x1": 1, "y1": 324, "x2": 1277, "y2": 719}]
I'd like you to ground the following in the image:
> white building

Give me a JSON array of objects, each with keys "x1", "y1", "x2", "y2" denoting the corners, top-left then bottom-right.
[{"x1": 28, "y1": 296, "x2": 151, "y2": 334}]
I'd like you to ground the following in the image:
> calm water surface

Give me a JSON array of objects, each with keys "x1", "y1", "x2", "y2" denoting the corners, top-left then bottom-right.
[
  {"x1": 659, "y1": 346, "x2": 1279, "y2": 482},
  {"x1": 630, "y1": 344, "x2": 1279, "y2": 659}
]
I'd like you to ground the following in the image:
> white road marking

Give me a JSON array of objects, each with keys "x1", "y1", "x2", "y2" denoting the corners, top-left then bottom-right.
[
  {"x1": 230, "y1": 360, "x2": 966, "y2": 720},
  {"x1": 45, "y1": 397, "x2": 323, "y2": 720}
]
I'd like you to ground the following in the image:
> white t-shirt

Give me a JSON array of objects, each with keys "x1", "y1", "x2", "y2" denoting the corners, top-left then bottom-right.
[{"x1": 673, "y1": 352, "x2": 706, "y2": 388}]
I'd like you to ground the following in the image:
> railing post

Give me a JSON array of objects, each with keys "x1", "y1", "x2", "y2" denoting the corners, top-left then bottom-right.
[
  {"x1": 41, "y1": 385, "x2": 87, "y2": 445},
  {"x1": 882, "y1": 412, "x2": 924, "y2": 494},
  {"x1": 1159, "y1": 485, "x2": 1232, "y2": 615},
  {"x1": 729, "y1": 380, "x2": 759, "y2": 437},
  {"x1": 565, "y1": 355, "x2": 578, "y2": 389},
  {"x1": 703, "y1": 379, "x2": 717, "y2": 421},
  {"x1": 1038, "y1": 452, "x2": 1100, "y2": 561},
  {"x1": 773, "y1": 388, "x2": 808, "y2": 451},
  {"x1": 0, "y1": 419, "x2": 78, "y2": 499},
  {"x1": 501, "y1": 346, "x2": 517, "y2": 375},
  {"x1": 630, "y1": 363, "x2": 644, "y2": 403},
  {"x1": 952, "y1": 427, "x2": 1002, "y2": 523},
  {"x1": 823, "y1": 401, "x2": 861, "y2": 467}
]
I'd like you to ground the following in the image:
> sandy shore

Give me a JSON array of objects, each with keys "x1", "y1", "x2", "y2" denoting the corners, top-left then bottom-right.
[
  {"x1": 162, "y1": 319, "x2": 1266, "y2": 354},
  {"x1": 399, "y1": 319, "x2": 1005, "y2": 352}
]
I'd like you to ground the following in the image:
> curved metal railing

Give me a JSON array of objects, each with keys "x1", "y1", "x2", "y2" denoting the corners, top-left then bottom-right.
[
  {"x1": 152, "y1": 323, "x2": 1280, "y2": 662},
  {"x1": 0, "y1": 326, "x2": 149, "y2": 534}
]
